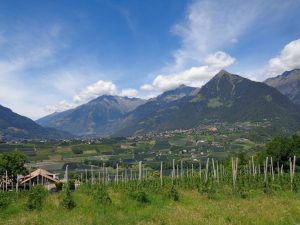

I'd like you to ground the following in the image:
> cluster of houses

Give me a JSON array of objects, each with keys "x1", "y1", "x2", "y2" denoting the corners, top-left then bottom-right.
[{"x1": 0, "y1": 168, "x2": 60, "y2": 191}]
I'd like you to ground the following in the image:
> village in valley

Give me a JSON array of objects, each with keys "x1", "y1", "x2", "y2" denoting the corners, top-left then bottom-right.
[{"x1": 0, "y1": 120, "x2": 275, "y2": 191}]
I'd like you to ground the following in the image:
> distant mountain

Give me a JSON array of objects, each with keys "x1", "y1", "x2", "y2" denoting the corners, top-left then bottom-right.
[
  {"x1": 37, "y1": 95, "x2": 146, "y2": 136},
  {"x1": 264, "y1": 69, "x2": 300, "y2": 105},
  {"x1": 110, "y1": 85, "x2": 199, "y2": 135},
  {"x1": 152, "y1": 84, "x2": 199, "y2": 102},
  {"x1": 113, "y1": 70, "x2": 300, "y2": 136},
  {"x1": 0, "y1": 105, "x2": 71, "y2": 140}
]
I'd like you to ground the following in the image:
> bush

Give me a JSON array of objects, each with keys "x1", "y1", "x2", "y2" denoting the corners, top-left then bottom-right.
[
  {"x1": 93, "y1": 185, "x2": 111, "y2": 205},
  {"x1": 0, "y1": 191, "x2": 10, "y2": 209},
  {"x1": 129, "y1": 190, "x2": 149, "y2": 204},
  {"x1": 166, "y1": 186, "x2": 180, "y2": 201},
  {"x1": 26, "y1": 185, "x2": 48, "y2": 210},
  {"x1": 68, "y1": 180, "x2": 76, "y2": 190},
  {"x1": 55, "y1": 182, "x2": 63, "y2": 191},
  {"x1": 72, "y1": 146, "x2": 83, "y2": 154},
  {"x1": 198, "y1": 181, "x2": 216, "y2": 199},
  {"x1": 60, "y1": 183, "x2": 76, "y2": 209}
]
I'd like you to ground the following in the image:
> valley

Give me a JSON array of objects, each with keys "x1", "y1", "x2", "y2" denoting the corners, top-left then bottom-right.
[{"x1": 0, "y1": 120, "x2": 277, "y2": 176}]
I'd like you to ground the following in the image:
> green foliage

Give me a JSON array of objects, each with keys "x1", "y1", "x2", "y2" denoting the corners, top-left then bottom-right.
[
  {"x1": 55, "y1": 182, "x2": 63, "y2": 191},
  {"x1": 26, "y1": 185, "x2": 48, "y2": 210},
  {"x1": 0, "y1": 151, "x2": 27, "y2": 182},
  {"x1": 60, "y1": 183, "x2": 76, "y2": 210},
  {"x1": 71, "y1": 146, "x2": 83, "y2": 154},
  {"x1": 198, "y1": 180, "x2": 216, "y2": 199},
  {"x1": 0, "y1": 191, "x2": 10, "y2": 209},
  {"x1": 259, "y1": 134, "x2": 300, "y2": 168},
  {"x1": 166, "y1": 185, "x2": 180, "y2": 201},
  {"x1": 237, "y1": 179, "x2": 249, "y2": 199},
  {"x1": 129, "y1": 190, "x2": 150, "y2": 204},
  {"x1": 93, "y1": 185, "x2": 111, "y2": 205}
]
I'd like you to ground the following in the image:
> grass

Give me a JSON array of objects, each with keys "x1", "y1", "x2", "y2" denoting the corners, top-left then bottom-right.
[{"x1": 1, "y1": 187, "x2": 300, "y2": 225}]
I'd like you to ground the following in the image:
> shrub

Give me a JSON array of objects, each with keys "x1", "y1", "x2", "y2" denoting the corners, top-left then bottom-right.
[
  {"x1": 55, "y1": 182, "x2": 63, "y2": 191},
  {"x1": 93, "y1": 185, "x2": 111, "y2": 205},
  {"x1": 198, "y1": 181, "x2": 216, "y2": 199},
  {"x1": 166, "y1": 185, "x2": 180, "y2": 201},
  {"x1": 129, "y1": 190, "x2": 149, "y2": 204},
  {"x1": 72, "y1": 146, "x2": 83, "y2": 154},
  {"x1": 60, "y1": 183, "x2": 76, "y2": 209},
  {"x1": 0, "y1": 191, "x2": 10, "y2": 209},
  {"x1": 26, "y1": 185, "x2": 48, "y2": 210},
  {"x1": 68, "y1": 180, "x2": 76, "y2": 190}
]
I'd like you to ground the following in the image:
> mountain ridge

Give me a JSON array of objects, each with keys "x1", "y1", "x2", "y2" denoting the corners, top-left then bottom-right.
[
  {"x1": 264, "y1": 69, "x2": 300, "y2": 105},
  {"x1": 112, "y1": 70, "x2": 300, "y2": 136},
  {"x1": 0, "y1": 104, "x2": 71, "y2": 140},
  {"x1": 36, "y1": 95, "x2": 146, "y2": 136}
]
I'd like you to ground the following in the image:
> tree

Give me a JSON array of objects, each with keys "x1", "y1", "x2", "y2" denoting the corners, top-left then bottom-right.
[
  {"x1": 26, "y1": 185, "x2": 48, "y2": 210},
  {"x1": 258, "y1": 134, "x2": 300, "y2": 168},
  {"x1": 0, "y1": 151, "x2": 27, "y2": 182},
  {"x1": 60, "y1": 183, "x2": 76, "y2": 209}
]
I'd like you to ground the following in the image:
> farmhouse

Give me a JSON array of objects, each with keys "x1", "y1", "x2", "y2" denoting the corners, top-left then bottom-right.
[{"x1": 19, "y1": 168, "x2": 60, "y2": 190}]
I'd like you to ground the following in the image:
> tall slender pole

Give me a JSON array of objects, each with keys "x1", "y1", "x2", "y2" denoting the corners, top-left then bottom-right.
[
  {"x1": 5, "y1": 170, "x2": 8, "y2": 191},
  {"x1": 116, "y1": 164, "x2": 119, "y2": 184},
  {"x1": 65, "y1": 165, "x2": 69, "y2": 183},
  {"x1": 205, "y1": 158, "x2": 209, "y2": 183},
  {"x1": 91, "y1": 165, "x2": 94, "y2": 184},
  {"x1": 138, "y1": 161, "x2": 142, "y2": 181},
  {"x1": 271, "y1": 157, "x2": 274, "y2": 181},
  {"x1": 172, "y1": 159, "x2": 175, "y2": 182},
  {"x1": 181, "y1": 160, "x2": 183, "y2": 178},
  {"x1": 85, "y1": 169, "x2": 88, "y2": 183},
  {"x1": 199, "y1": 159, "x2": 202, "y2": 179},
  {"x1": 160, "y1": 161, "x2": 163, "y2": 187}
]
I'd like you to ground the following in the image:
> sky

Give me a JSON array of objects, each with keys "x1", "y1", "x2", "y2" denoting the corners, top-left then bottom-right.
[{"x1": 0, "y1": 0, "x2": 300, "y2": 119}]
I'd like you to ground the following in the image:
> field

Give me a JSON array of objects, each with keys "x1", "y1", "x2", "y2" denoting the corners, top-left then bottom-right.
[
  {"x1": 1, "y1": 129, "x2": 299, "y2": 225},
  {"x1": 2, "y1": 122, "x2": 273, "y2": 177},
  {"x1": 1, "y1": 186, "x2": 300, "y2": 225}
]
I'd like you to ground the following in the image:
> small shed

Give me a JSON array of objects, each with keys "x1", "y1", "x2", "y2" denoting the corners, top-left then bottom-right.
[{"x1": 19, "y1": 169, "x2": 60, "y2": 190}]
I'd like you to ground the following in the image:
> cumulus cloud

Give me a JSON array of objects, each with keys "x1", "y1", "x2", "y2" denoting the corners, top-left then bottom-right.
[
  {"x1": 140, "y1": 0, "x2": 254, "y2": 93},
  {"x1": 266, "y1": 39, "x2": 300, "y2": 76},
  {"x1": 204, "y1": 51, "x2": 236, "y2": 68},
  {"x1": 145, "y1": 51, "x2": 235, "y2": 91},
  {"x1": 45, "y1": 100, "x2": 75, "y2": 113},
  {"x1": 170, "y1": 0, "x2": 259, "y2": 70},
  {"x1": 120, "y1": 88, "x2": 138, "y2": 97},
  {"x1": 46, "y1": 81, "x2": 141, "y2": 113},
  {"x1": 73, "y1": 80, "x2": 117, "y2": 103},
  {"x1": 140, "y1": 84, "x2": 154, "y2": 91}
]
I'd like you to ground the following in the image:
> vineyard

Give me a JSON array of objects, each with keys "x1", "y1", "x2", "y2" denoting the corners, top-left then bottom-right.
[{"x1": 1, "y1": 156, "x2": 300, "y2": 225}]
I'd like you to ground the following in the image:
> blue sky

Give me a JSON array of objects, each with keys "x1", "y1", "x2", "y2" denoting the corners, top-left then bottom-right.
[{"x1": 0, "y1": 0, "x2": 300, "y2": 119}]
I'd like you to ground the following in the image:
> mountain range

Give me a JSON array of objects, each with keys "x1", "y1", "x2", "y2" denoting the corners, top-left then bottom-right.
[
  {"x1": 0, "y1": 105, "x2": 71, "y2": 140},
  {"x1": 264, "y1": 69, "x2": 300, "y2": 105},
  {"x1": 36, "y1": 70, "x2": 300, "y2": 137},
  {"x1": 36, "y1": 95, "x2": 145, "y2": 136},
  {"x1": 1, "y1": 69, "x2": 299, "y2": 140},
  {"x1": 113, "y1": 70, "x2": 300, "y2": 136}
]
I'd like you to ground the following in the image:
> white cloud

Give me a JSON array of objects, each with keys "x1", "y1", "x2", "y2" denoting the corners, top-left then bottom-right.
[
  {"x1": 0, "y1": 46, "x2": 55, "y2": 75},
  {"x1": 169, "y1": 0, "x2": 259, "y2": 70},
  {"x1": 266, "y1": 39, "x2": 300, "y2": 76},
  {"x1": 142, "y1": 0, "x2": 256, "y2": 93},
  {"x1": 120, "y1": 88, "x2": 138, "y2": 97},
  {"x1": 204, "y1": 51, "x2": 236, "y2": 68},
  {"x1": 149, "y1": 51, "x2": 235, "y2": 91},
  {"x1": 45, "y1": 100, "x2": 75, "y2": 113},
  {"x1": 73, "y1": 80, "x2": 117, "y2": 103},
  {"x1": 140, "y1": 84, "x2": 154, "y2": 91}
]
